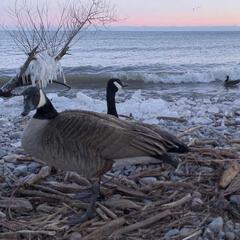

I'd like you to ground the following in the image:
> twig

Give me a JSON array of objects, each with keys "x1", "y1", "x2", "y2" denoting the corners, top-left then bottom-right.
[
  {"x1": 161, "y1": 194, "x2": 192, "y2": 209},
  {"x1": 110, "y1": 210, "x2": 171, "y2": 238},
  {"x1": 177, "y1": 126, "x2": 204, "y2": 138},
  {"x1": 83, "y1": 217, "x2": 126, "y2": 240}
]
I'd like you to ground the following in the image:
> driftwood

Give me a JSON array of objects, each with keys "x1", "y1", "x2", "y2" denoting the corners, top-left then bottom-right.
[
  {"x1": 110, "y1": 210, "x2": 171, "y2": 238},
  {"x1": 83, "y1": 217, "x2": 126, "y2": 240},
  {"x1": 157, "y1": 116, "x2": 187, "y2": 123},
  {"x1": 219, "y1": 161, "x2": 240, "y2": 188},
  {"x1": 0, "y1": 198, "x2": 33, "y2": 211},
  {"x1": 1, "y1": 144, "x2": 240, "y2": 239}
]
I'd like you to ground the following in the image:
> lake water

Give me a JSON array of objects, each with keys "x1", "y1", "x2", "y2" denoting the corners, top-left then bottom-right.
[{"x1": 1, "y1": 30, "x2": 240, "y2": 129}]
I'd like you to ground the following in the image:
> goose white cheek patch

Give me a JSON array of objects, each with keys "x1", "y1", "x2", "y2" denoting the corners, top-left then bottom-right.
[
  {"x1": 113, "y1": 82, "x2": 122, "y2": 90},
  {"x1": 37, "y1": 89, "x2": 47, "y2": 108}
]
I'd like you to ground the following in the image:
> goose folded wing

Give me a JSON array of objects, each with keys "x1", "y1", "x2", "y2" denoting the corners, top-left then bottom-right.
[{"x1": 42, "y1": 110, "x2": 169, "y2": 160}]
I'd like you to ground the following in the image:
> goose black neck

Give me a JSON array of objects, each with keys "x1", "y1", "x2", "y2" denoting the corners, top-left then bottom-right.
[
  {"x1": 106, "y1": 88, "x2": 118, "y2": 118},
  {"x1": 33, "y1": 98, "x2": 59, "y2": 120}
]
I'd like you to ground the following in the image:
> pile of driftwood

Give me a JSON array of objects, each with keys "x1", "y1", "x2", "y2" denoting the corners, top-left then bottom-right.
[{"x1": 1, "y1": 127, "x2": 240, "y2": 240}]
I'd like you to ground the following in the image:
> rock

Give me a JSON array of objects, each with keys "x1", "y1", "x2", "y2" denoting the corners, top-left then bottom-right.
[
  {"x1": 192, "y1": 197, "x2": 204, "y2": 211},
  {"x1": 27, "y1": 162, "x2": 41, "y2": 173},
  {"x1": 10, "y1": 132, "x2": 22, "y2": 139},
  {"x1": 140, "y1": 177, "x2": 157, "y2": 185},
  {"x1": 208, "y1": 217, "x2": 223, "y2": 233},
  {"x1": 230, "y1": 195, "x2": 240, "y2": 205},
  {"x1": 225, "y1": 231, "x2": 235, "y2": 240},
  {"x1": 69, "y1": 232, "x2": 82, "y2": 240},
  {"x1": 203, "y1": 228, "x2": 215, "y2": 240},
  {"x1": 13, "y1": 165, "x2": 28, "y2": 177},
  {"x1": 234, "y1": 223, "x2": 240, "y2": 237},
  {"x1": 0, "y1": 211, "x2": 6, "y2": 218},
  {"x1": 208, "y1": 106, "x2": 219, "y2": 114},
  {"x1": 0, "y1": 150, "x2": 7, "y2": 158},
  {"x1": 192, "y1": 191, "x2": 202, "y2": 198},
  {"x1": 180, "y1": 227, "x2": 195, "y2": 237},
  {"x1": 164, "y1": 229, "x2": 179, "y2": 239},
  {"x1": 224, "y1": 220, "x2": 234, "y2": 232}
]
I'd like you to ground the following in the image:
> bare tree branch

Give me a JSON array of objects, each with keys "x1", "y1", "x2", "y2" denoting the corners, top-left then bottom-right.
[{"x1": 0, "y1": 0, "x2": 115, "y2": 97}]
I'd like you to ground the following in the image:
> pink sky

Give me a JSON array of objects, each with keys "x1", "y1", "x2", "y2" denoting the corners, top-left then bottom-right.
[{"x1": 1, "y1": 0, "x2": 240, "y2": 27}]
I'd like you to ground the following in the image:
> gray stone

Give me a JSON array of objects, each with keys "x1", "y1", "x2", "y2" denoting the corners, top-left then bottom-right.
[
  {"x1": 0, "y1": 150, "x2": 7, "y2": 158},
  {"x1": 192, "y1": 191, "x2": 202, "y2": 198},
  {"x1": 218, "y1": 231, "x2": 225, "y2": 240},
  {"x1": 10, "y1": 132, "x2": 22, "y2": 139},
  {"x1": 180, "y1": 227, "x2": 195, "y2": 237},
  {"x1": 234, "y1": 223, "x2": 240, "y2": 237},
  {"x1": 0, "y1": 211, "x2": 6, "y2": 218},
  {"x1": 203, "y1": 228, "x2": 215, "y2": 240},
  {"x1": 208, "y1": 217, "x2": 223, "y2": 233},
  {"x1": 192, "y1": 197, "x2": 204, "y2": 211},
  {"x1": 230, "y1": 195, "x2": 240, "y2": 205},
  {"x1": 13, "y1": 165, "x2": 28, "y2": 176},
  {"x1": 27, "y1": 162, "x2": 41, "y2": 173},
  {"x1": 224, "y1": 220, "x2": 234, "y2": 232},
  {"x1": 69, "y1": 232, "x2": 82, "y2": 240},
  {"x1": 225, "y1": 231, "x2": 235, "y2": 240},
  {"x1": 140, "y1": 177, "x2": 157, "y2": 185},
  {"x1": 164, "y1": 229, "x2": 180, "y2": 239}
]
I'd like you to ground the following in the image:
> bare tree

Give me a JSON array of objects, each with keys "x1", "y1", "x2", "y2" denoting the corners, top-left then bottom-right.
[{"x1": 0, "y1": 0, "x2": 115, "y2": 96}]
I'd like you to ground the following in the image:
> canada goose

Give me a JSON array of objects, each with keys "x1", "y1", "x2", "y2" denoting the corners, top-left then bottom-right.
[
  {"x1": 21, "y1": 86, "x2": 182, "y2": 225},
  {"x1": 106, "y1": 78, "x2": 188, "y2": 153},
  {"x1": 224, "y1": 75, "x2": 240, "y2": 87},
  {"x1": 107, "y1": 78, "x2": 127, "y2": 118}
]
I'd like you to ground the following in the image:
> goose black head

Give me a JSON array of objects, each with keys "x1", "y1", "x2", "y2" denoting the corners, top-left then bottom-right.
[
  {"x1": 226, "y1": 75, "x2": 230, "y2": 81},
  {"x1": 107, "y1": 78, "x2": 127, "y2": 93},
  {"x1": 21, "y1": 87, "x2": 46, "y2": 116}
]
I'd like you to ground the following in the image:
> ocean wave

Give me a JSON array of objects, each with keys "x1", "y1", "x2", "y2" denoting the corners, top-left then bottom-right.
[{"x1": 1, "y1": 63, "x2": 240, "y2": 86}]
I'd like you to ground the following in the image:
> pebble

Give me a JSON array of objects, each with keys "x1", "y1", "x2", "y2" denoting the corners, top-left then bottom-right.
[
  {"x1": 191, "y1": 197, "x2": 204, "y2": 211},
  {"x1": 69, "y1": 232, "x2": 82, "y2": 240},
  {"x1": 140, "y1": 177, "x2": 157, "y2": 185},
  {"x1": 203, "y1": 228, "x2": 215, "y2": 240},
  {"x1": 230, "y1": 195, "x2": 240, "y2": 205},
  {"x1": 27, "y1": 162, "x2": 41, "y2": 173},
  {"x1": 224, "y1": 220, "x2": 234, "y2": 232},
  {"x1": 0, "y1": 211, "x2": 6, "y2": 218},
  {"x1": 13, "y1": 165, "x2": 28, "y2": 177},
  {"x1": 0, "y1": 150, "x2": 7, "y2": 158},
  {"x1": 225, "y1": 231, "x2": 235, "y2": 240},
  {"x1": 179, "y1": 227, "x2": 194, "y2": 237},
  {"x1": 164, "y1": 229, "x2": 179, "y2": 239},
  {"x1": 234, "y1": 223, "x2": 240, "y2": 237},
  {"x1": 208, "y1": 217, "x2": 223, "y2": 233}
]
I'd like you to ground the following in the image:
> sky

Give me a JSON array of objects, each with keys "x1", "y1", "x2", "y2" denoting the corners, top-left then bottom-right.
[{"x1": 0, "y1": 0, "x2": 240, "y2": 28}]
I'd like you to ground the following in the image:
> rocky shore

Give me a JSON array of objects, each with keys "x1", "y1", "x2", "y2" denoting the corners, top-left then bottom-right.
[{"x1": 1, "y1": 92, "x2": 240, "y2": 240}]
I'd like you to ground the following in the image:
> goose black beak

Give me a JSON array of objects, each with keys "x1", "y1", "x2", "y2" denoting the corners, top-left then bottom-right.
[{"x1": 122, "y1": 83, "x2": 128, "y2": 88}]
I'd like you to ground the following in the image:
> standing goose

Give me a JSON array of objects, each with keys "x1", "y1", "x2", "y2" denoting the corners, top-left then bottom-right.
[
  {"x1": 21, "y1": 86, "x2": 182, "y2": 225},
  {"x1": 106, "y1": 78, "x2": 188, "y2": 153}
]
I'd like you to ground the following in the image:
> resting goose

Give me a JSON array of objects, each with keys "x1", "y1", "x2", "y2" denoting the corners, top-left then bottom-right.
[
  {"x1": 106, "y1": 78, "x2": 188, "y2": 153},
  {"x1": 21, "y1": 86, "x2": 182, "y2": 225}
]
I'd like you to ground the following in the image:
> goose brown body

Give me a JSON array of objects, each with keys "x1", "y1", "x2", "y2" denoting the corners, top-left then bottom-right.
[
  {"x1": 106, "y1": 78, "x2": 188, "y2": 154},
  {"x1": 22, "y1": 108, "x2": 179, "y2": 178}
]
